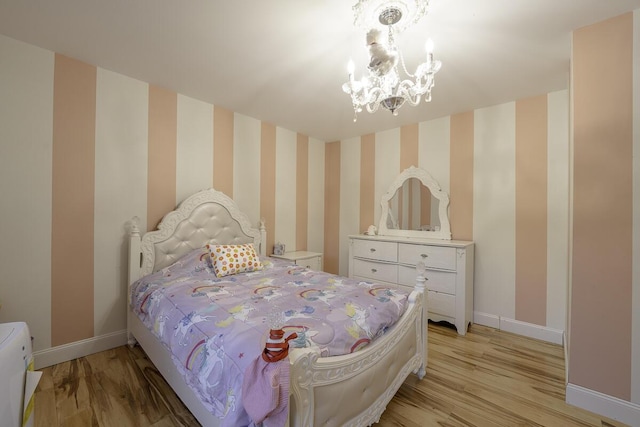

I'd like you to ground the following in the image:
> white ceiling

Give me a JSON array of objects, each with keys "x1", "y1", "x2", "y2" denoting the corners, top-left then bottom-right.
[{"x1": 1, "y1": 0, "x2": 639, "y2": 142}]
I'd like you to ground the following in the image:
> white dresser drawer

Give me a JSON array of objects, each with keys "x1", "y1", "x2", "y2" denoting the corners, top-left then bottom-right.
[
  {"x1": 352, "y1": 239, "x2": 397, "y2": 262},
  {"x1": 427, "y1": 291, "x2": 456, "y2": 318},
  {"x1": 352, "y1": 259, "x2": 397, "y2": 284},
  {"x1": 398, "y1": 265, "x2": 456, "y2": 294},
  {"x1": 398, "y1": 243, "x2": 456, "y2": 270}
]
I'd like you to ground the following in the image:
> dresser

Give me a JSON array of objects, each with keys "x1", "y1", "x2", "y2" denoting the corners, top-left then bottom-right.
[
  {"x1": 271, "y1": 250, "x2": 323, "y2": 271},
  {"x1": 348, "y1": 235, "x2": 474, "y2": 335}
]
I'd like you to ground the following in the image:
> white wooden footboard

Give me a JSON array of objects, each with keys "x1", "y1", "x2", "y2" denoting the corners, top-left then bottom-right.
[{"x1": 288, "y1": 285, "x2": 426, "y2": 427}]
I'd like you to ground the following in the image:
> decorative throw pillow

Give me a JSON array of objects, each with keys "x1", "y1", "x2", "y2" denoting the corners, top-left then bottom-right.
[{"x1": 206, "y1": 243, "x2": 263, "y2": 278}]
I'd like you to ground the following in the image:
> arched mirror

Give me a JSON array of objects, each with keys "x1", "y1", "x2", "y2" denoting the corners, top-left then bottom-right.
[{"x1": 378, "y1": 166, "x2": 452, "y2": 240}]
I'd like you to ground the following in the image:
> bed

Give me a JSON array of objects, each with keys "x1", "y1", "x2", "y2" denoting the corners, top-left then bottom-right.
[{"x1": 127, "y1": 188, "x2": 427, "y2": 426}]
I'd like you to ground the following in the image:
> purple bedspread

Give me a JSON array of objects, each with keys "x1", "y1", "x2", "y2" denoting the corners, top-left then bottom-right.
[{"x1": 130, "y1": 247, "x2": 409, "y2": 426}]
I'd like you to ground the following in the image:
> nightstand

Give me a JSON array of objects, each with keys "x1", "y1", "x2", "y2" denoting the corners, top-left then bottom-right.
[{"x1": 271, "y1": 251, "x2": 323, "y2": 271}]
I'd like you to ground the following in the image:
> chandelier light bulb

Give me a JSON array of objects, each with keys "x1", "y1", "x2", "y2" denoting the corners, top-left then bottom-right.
[
  {"x1": 347, "y1": 59, "x2": 355, "y2": 76},
  {"x1": 425, "y1": 38, "x2": 434, "y2": 53}
]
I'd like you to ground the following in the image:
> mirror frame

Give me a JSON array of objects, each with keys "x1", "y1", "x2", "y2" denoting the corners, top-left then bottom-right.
[{"x1": 378, "y1": 166, "x2": 452, "y2": 240}]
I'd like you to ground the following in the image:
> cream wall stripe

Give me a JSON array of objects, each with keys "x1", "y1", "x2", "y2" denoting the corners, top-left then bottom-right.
[
  {"x1": 51, "y1": 54, "x2": 96, "y2": 346},
  {"x1": 449, "y1": 112, "x2": 474, "y2": 241},
  {"x1": 374, "y1": 128, "x2": 401, "y2": 227},
  {"x1": 324, "y1": 142, "x2": 341, "y2": 274},
  {"x1": 473, "y1": 102, "x2": 516, "y2": 320},
  {"x1": 420, "y1": 117, "x2": 451, "y2": 229},
  {"x1": 0, "y1": 36, "x2": 53, "y2": 351},
  {"x1": 296, "y1": 134, "x2": 309, "y2": 251},
  {"x1": 261, "y1": 122, "x2": 277, "y2": 255},
  {"x1": 360, "y1": 134, "x2": 376, "y2": 234},
  {"x1": 176, "y1": 94, "x2": 213, "y2": 204},
  {"x1": 546, "y1": 90, "x2": 570, "y2": 331},
  {"x1": 419, "y1": 116, "x2": 451, "y2": 193},
  {"x1": 233, "y1": 114, "x2": 261, "y2": 226},
  {"x1": 94, "y1": 69, "x2": 149, "y2": 336},
  {"x1": 400, "y1": 125, "x2": 418, "y2": 229},
  {"x1": 339, "y1": 138, "x2": 362, "y2": 276},
  {"x1": 147, "y1": 85, "x2": 177, "y2": 231},
  {"x1": 631, "y1": 8, "x2": 639, "y2": 405},
  {"x1": 213, "y1": 106, "x2": 234, "y2": 197},
  {"x1": 275, "y1": 127, "x2": 297, "y2": 251},
  {"x1": 307, "y1": 138, "x2": 325, "y2": 256},
  {"x1": 515, "y1": 95, "x2": 548, "y2": 326}
]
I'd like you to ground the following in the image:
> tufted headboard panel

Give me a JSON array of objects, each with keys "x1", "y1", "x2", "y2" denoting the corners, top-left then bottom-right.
[{"x1": 133, "y1": 189, "x2": 264, "y2": 278}]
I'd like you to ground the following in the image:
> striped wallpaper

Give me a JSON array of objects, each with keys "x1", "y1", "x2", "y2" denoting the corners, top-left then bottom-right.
[
  {"x1": 324, "y1": 93, "x2": 569, "y2": 339},
  {"x1": 0, "y1": 8, "x2": 639, "y2": 423},
  {"x1": 0, "y1": 36, "x2": 325, "y2": 356}
]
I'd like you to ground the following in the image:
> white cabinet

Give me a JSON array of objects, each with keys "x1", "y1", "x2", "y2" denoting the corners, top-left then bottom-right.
[
  {"x1": 349, "y1": 235, "x2": 474, "y2": 335},
  {"x1": 271, "y1": 251, "x2": 323, "y2": 271}
]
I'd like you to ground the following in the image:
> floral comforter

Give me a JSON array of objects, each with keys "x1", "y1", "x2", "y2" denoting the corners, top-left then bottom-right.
[{"x1": 130, "y1": 247, "x2": 409, "y2": 426}]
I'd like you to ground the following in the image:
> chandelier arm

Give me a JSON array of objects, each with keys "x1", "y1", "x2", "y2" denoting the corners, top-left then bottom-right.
[
  {"x1": 396, "y1": 80, "x2": 422, "y2": 106},
  {"x1": 366, "y1": 86, "x2": 387, "y2": 112}
]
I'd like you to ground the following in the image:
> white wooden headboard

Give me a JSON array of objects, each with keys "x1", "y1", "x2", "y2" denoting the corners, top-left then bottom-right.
[{"x1": 128, "y1": 188, "x2": 266, "y2": 284}]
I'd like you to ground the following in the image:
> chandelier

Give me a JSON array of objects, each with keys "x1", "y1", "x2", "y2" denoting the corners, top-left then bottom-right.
[{"x1": 342, "y1": 0, "x2": 441, "y2": 121}]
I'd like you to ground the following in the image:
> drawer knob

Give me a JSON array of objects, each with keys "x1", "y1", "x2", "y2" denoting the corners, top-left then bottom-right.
[
  {"x1": 369, "y1": 248, "x2": 376, "y2": 252},
  {"x1": 420, "y1": 253, "x2": 428, "y2": 258},
  {"x1": 371, "y1": 268, "x2": 377, "y2": 273}
]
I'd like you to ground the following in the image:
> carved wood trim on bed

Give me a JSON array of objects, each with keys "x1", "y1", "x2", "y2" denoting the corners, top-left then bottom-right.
[
  {"x1": 126, "y1": 187, "x2": 426, "y2": 427},
  {"x1": 128, "y1": 188, "x2": 266, "y2": 281}
]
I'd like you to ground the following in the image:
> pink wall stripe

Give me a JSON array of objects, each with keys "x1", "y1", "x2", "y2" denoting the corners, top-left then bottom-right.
[
  {"x1": 324, "y1": 142, "x2": 341, "y2": 274},
  {"x1": 51, "y1": 54, "x2": 96, "y2": 346},
  {"x1": 296, "y1": 133, "x2": 309, "y2": 250},
  {"x1": 449, "y1": 112, "x2": 474, "y2": 241},
  {"x1": 571, "y1": 13, "x2": 633, "y2": 400},
  {"x1": 515, "y1": 95, "x2": 548, "y2": 326},
  {"x1": 400, "y1": 123, "x2": 419, "y2": 169},
  {"x1": 147, "y1": 85, "x2": 177, "y2": 231},
  {"x1": 213, "y1": 106, "x2": 234, "y2": 197},
  {"x1": 360, "y1": 134, "x2": 375, "y2": 233},
  {"x1": 260, "y1": 122, "x2": 277, "y2": 255}
]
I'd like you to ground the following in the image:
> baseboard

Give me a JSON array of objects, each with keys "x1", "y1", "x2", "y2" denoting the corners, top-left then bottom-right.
[
  {"x1": 33, "y1": 329, "x2": 128, "y2": 369},
  {"x1": 472, "y1": 311, "x2": 564, "y2": 345},
  {"x1": 566, "y1": 383, "x2": 640, "y2": 427},
  {"x1": 473, "y1": 311, "x2": 500, "y2": 329},
  {"x1": 499, "y1": 317, "x2": 564, "y2": 345}
]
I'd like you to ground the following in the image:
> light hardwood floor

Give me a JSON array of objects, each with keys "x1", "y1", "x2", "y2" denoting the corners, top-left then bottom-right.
[{"x1": 34, "y1": 323, "x2": 629, "y2": 427}]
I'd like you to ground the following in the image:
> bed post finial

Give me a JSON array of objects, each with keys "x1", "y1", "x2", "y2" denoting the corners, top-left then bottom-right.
[{"x1": 129, "y1": 216, "x2": 140, "y2": 236}]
